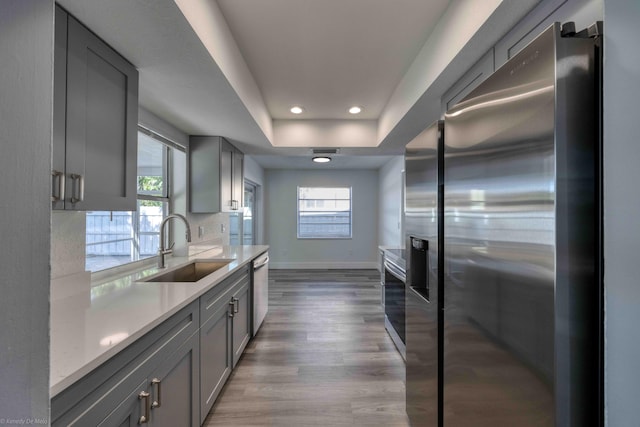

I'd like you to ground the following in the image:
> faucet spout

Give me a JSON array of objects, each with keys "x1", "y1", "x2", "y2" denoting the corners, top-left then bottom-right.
[{"x1": 158, "y1": 213, "x2": 192, "y2": 268}]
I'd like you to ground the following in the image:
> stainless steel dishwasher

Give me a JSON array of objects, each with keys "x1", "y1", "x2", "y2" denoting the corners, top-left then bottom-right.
[{"x1": 252, "y1": 252, "x2": 269, "y2": 335}]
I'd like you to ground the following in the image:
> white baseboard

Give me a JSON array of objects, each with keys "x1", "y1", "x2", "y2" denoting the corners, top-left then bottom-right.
[{"x1": 269, "y1": 261, "x2": 379, "y2": 270}]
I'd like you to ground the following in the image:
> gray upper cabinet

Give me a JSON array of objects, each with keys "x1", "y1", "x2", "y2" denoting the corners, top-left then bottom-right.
[
  {"x1": 189, "y1": 136, "x2": 244, "y2": 213},
  {"x1": 441, "y1": 48, "x2": 494, "y2": 114},
  {"x1": 494, "y1": 0, "x2": 570, "y2": 69},
  {"x1": 230, "y1": 144, "x2": 245, "y2": 210},
  {"x1": 53, "y1": 6, "x2": 138, "y2": 211},
  {"x1": 52, "y1": 6, "x2": 68, "y2": 211}
]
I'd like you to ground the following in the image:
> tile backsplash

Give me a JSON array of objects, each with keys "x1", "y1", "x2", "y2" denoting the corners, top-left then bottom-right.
[{"x1": 51, "y1": 211, "x2": 87, "y2": 279}]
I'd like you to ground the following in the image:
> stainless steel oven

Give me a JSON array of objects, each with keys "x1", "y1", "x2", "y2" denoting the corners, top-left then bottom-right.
[{"x1": 383, "y1": 248, "x2": 406, "y2": 359}]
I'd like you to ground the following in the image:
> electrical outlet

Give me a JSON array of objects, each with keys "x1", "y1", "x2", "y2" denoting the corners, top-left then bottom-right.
[
  {"x1": 220, "y1": 224, "x2": 226, "y2": 233},
  {"x1": 198, "y1": 226, "x2": 204, "y2": 238}
]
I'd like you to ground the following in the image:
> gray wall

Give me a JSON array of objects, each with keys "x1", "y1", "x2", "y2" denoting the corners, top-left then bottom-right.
[
  {"x1": 603, "y1": 1, "x2": 640, "y2": 425},
  {"x1": 0, "y1": 0, "x2": 53, "y2": 421},
  {"x1": 265, "y1": 169, "x2": 379, "y2": 268},
  {"x1": 378, "y1": 156, "x2": 405, "y2": 248}
]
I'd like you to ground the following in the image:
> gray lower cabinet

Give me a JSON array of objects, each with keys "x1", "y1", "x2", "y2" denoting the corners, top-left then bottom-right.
[
  {"x1": 199, "y1": 266, "x2": 250, "y2": 423},
  {"x1": 199, "y1": 292, "x2": 233, "y2": 423},
  {"x1": 52, "y1": 262, "x2": 256, "y2": 426},
  {"x1": 231, "y1": 278, "x2": 251, "y2": 368},
  {"x1": 96, "y1": 379, "x2": 149, "y2": 427},
  {"x1": 51, "y1": 301, "x2": 199, "y2": 426},
  {"x1": 53, "y1": 6, "x2": 138, "y2": 211},
  {"x1": 149, "y1": 332, "x2": 200, "y2": 426}
]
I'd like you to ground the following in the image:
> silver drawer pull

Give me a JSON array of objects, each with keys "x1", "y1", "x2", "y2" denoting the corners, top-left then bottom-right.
[
  {"x1": 233, "y1": 297, "x2": 239, "y2": 313},
  {"x1": 229, "y1": 300, "x2": 235, "y2": 317},
  {"x1": 70, "y1": 173, "x2": 84, "y2": 203},
  {"x1": 151, "y1": 378, "x2": 162, "y2": 408},
  {"x1": 51, "y1": 170, "x2": 65, "y2": 202},
  {"x1": 138, "y1": 391, "x2": 150, "y2": 424}
]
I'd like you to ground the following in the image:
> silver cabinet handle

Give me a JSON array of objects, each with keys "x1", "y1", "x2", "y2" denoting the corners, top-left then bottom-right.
[
  {"x1": 138, "y1": 391, "x2": 151, "y2": 424},
  {"x1": 151, "y1": 378, "x2": 161, "y2": 408},
  {"x1": 229, "y1": 300, "x2": 235, "y2": 318},
  {"x1": 51, "y1": 170, "x2": 65, "y2": 202},
  {"x1": 233, "y1": 297, "x2": 239, "y2": 314},
  {"x1": 70, "y1": 173, "x2": 84, "y2": 203}
]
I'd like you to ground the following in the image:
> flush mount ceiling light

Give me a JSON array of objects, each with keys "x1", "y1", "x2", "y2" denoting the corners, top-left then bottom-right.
[
  {"x1": 312, "y1": 148, "x2": 338, "y2": 163},
  {"x1": 290, "y1": 105, "x2": 305, "y2": 114},
  {"x1": 312, "y1": 156, "x2": 331, "y2": 163},
  {"x1": 348, "y1": 106, "x2": 363, "y2": 115}
]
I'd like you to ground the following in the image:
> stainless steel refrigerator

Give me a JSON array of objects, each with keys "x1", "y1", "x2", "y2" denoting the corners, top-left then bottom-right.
[{"x1": 405, "y1": 22, "x2": 601, "y2": 426}]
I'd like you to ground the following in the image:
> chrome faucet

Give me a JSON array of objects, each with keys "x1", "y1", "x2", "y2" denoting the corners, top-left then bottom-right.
[{"x1": 158, "y1": 213, "x2": 192, "y2": 268}]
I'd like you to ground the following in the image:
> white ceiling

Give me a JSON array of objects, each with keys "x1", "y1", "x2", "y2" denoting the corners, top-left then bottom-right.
[
  {"x1": 252, "y1": 155, "x2": 396, "y2": 170},
  {"x1": 216, "y1": 0, "x2": 450, "y2": 120},
  {"x1": 57, "y1": 0, "x2": 540, "y2": 169}
]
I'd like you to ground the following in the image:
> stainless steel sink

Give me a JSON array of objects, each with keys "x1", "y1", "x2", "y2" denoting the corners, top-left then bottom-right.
[{"x1": 144, "y1": 260, "x2": 232, "y2": 283}]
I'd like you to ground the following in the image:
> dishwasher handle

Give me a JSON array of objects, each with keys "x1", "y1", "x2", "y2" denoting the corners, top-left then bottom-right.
[{"x1": 253, "y1": 254, "x2": 269, "y2": 269}]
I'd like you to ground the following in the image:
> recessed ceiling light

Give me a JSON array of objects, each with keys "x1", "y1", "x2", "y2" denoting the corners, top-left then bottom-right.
[
  {"x1": 290, "y1": 106, "x2": 305, "y2": 114},
  {"x1": 312, "y1": 156, "x2": 331, "y2": 163},
  {"x1": 348, "y1": 106, "x2": 362, "y2": 115}
]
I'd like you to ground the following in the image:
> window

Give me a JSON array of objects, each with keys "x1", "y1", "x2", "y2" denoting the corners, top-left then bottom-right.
[
  {"x1": 297, "y1": 187, "x2": 352, "y2": 239},
  {"x1": 85, "y1": 128, "x2": 174, "y2": 272}
]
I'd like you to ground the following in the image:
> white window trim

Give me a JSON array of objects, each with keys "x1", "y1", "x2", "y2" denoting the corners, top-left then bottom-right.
[{"x1": 296, "y1": 186, "x2": 353, "y2": 239}]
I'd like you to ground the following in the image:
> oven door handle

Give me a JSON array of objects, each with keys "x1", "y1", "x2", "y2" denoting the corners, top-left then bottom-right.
[{"x1": 384, "y1": 259, "x2": 406, "y2": 283}]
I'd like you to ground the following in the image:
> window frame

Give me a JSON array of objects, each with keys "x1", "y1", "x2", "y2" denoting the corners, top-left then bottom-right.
[{"x1": 296, "y1": 186, "x2": 353, "y2": 239}]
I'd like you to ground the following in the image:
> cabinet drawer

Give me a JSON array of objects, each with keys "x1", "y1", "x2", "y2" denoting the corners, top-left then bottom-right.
[
  {"x1": 200, "y1": 265, "x2": 250, "y2": 326},
  {"x1": 52, "y1": 301, "x2": 199, "y2": 426}
]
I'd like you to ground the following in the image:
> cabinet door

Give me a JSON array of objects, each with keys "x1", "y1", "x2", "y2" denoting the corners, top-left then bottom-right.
[
  {"x1": 52, "y1": 6, "x2": 67, "y2": 210},
  {"x1": 150, "y1": 332, "x2": 200, "y2": 427},
  {"x1": 441, "y1": 48, "x2": 494, "y2": 114},
  {"x1": 494, "y1": 0, "x2": 570, "y2": 69},
  {"x1": 231, "y1": 279, "x2": 251, "y2": 368},
  {"x1": 232, "y1": 150, "x2": 244, "y2": 210},
  {"x1": 96, "y1": 380, "x2": 149, "y2": 427},
  {"x1": 189, "y1": 136, "x2": 222, "y2": 213},
  {"x1": 65, "y1": 16, "x2": 138, "y2": 211},
  {"x1": 220, "y1": 146, "x2": 233, "y2": 211},
  {"x1": 199, "y1": 298, "x2": 232, "y2": 423}
]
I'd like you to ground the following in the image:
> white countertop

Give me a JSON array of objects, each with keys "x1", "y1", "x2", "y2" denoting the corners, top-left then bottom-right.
[{"x1": 50, "y1": 245, "x2": 268, "y2": 397}]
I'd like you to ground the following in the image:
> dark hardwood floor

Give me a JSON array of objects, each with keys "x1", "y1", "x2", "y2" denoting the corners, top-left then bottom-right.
[{"x1": 204, "y1": 269, "x2": 409, "y2": 426}]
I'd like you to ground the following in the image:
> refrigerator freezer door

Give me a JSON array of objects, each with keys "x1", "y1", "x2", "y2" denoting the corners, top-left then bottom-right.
[
  {"x1": 443, "y1": 23, "x2": 599, "y2": 426},
  {"x1": 405, "y1": 121, "x2": 443, "y2": 427}
]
